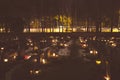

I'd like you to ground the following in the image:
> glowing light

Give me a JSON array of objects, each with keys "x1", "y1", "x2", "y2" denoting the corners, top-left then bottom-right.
[
  {"x1": 33, "y1": 59, "x2": 37, "y2": 62},
  {"x1": 112, "y1": 28, "x2": 119, "y2": 32},
  {"x1": 53, "y1": 53, "x2": 56, "y2": 57},
  {"x1": 104, "y1": 75, "x2": 110, "y2": 80},
  {"x1": 90, "y1": 51, "x2": 93, "y2": 54},
  {"x1": 104, "y1": 40, "x2": 107, "y2": 42},
  {"x1": 30, "y1": 70, "x2": 33, "y2": 74},
  {"x1": 40, "y1": 58, "x2": 47, "y2": 64},
  {"x1": 35, "y1": 71, "x2": 39, "y2": 74},
  {"x1": 96, "y1": 60, "x2": 101, "y2": 65},
  {"x1": 1, "y1": 47, "x2": 4, "y2": 50},
  {"x1": 30, "y1": 69, "x2": 41, "y2": 75},
  {"x1": 42, "y1": 59, "x2": 46, "y2": 64},
  {"x1": 60, "y1": 43, "x2": 64, "y2": 46},
  {"x1": 95, "y1": 51, "x2": 98, "y2": 54},
  {"x1": 64, "y1": 44, "x2": 68, "y2": 47},
  {"x1": 30, "y1": 43, "x2": 33, "y2": 46},
  {"x1": 24, "y1": 55, "x2": 31, "y2": 60},
  {"x1": 111, "y1": 43, "x2": 117, "y2": 47},
  {"x1": 90, "y1": 50, "x2": 98, "y2": 55},
  {"x1": 82, "y1": 44, "x2": 87, "y2": 48},
  {"x1": 13, "y1": 56, "x2": 17, "y2": 59},
  {"x1": 4, "y1": 59, "x2": 8, "y2": 62}
]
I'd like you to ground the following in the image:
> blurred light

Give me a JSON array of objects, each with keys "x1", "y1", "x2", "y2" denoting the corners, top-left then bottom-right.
[
  {"x1": 111, "y1": 37, "x2": 115, "y2": 40},
  {"x1": 13, "y1": 56, "x2": 17, "y2": 59},
  {"x1": 30, "y1": 70, "x2": 33, "y2": 74},
  {"x1": 96, "y1": 60, "x2": 101, "y2": 65},
  {"x1": 26, "y1": 43, "x2": 29, "y2": 46},
  {"x1": 42, "y1": 59, "x2": 46, "y2": 64},
  {"x1": 104, "y1": 75, "x2": 110, "y2": 80},
  {"x1": 95, "y1": 51, "x2": 98, "y2": 54},
  {"x1": 35, "y1": 70, "x2": 39, "y2": 74},
  {"x1": 1, "y1": 47, "x2": 4, "y2": 50},
  {"x1": 61, "y1": 37, "x2": 64, "y2": 39},
  {"x1": 101, "y1": 40, "x2": 104, "y2": 41},
  {"x1": 4, "y1": 59, "x2": 8, "y2": 62},
  {"x1": 40, "y1": 58, "x2": 47, "y2": 64},
  {"x1": 64, "y1": 44, "x2": 68, "y2": 47},
  {"x1": 33, "y1": 59, "x2": 38, "y2": 62},
  {"x1": 109, "y1": 40, "x2": 114, "y2": 43},
  {"x1": 104, "y1": 40, "x2": 107, "y2": 42},
  {"x1": 49, "y1": 36, "x2": 54, "y2": 38},
  {"x1": 80, "y1": 40, "x2": 84, "y2": 43},
  {"x1": 82, "y1": 44, "x2": 87, "y2": 48},
  {"x1": 90, "y1": 50, "x2": 98, "y2": 55},
  {"x1": 34, "y1": 46, "x2": 38, "y2": 50},
  {"x1": 111, "y1": 43, "x2": 117, "y2": 47},
  {"x1": 60, "y1": 43, "x2": 64, "y2": 46},
  {"x1": 28, "y1": 39, "x2": 32, "y2": 43},
  {"x1": 93, "y1": 36, "x2": 96, "y2": 40},
  {"x1": 53, "y1": 53, "x2": 56, "y2": 57},
  {"x1": 30, "y1": 43, "x2": 33, "y2": 46},
  {"x1": 24, "y1": 55, "x2": 31, "y2": 60},
  {"x1": 30, "y1": 69, "x2": 41, "y2": 75},
  {"x1": 90, "y1": 50, "x2": 93, "y2": 54},
  {"x1": 67, "y1": 36, "x2": 71, "y2": 39}
]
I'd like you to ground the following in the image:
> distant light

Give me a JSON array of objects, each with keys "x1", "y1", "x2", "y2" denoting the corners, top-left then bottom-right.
[
  {"x1": 4, "y1": 59, "x2": 8, "y2": 62},
  {"x1": 93, "y1": 36, "x2": 96, "y2": 40},
  {"x1": 30, "y1": 43, "x2": 33, "y2": 46},
  {"x1": 13, "y1": 56, "x2": 17, "y2": 59},
  {"x1": 24, "y1": 55, "x2": 31, "y2": 60},
  {"x1": 35, "y1": 70, "x2": 39, "y2": 74},
  {"x1": 33, "y1": 59, "x2": 37, "y2": 62},
  {"x1": 111, "y1": 37, "x2": 115, "y2": 40},
  {"x1": 60, "y1": 43, "x2": 64, "y2": 46},
  {"x1": 82, "y1": 44, "x2": 87, "y2": 48},
  {"x1": 53, "y1": 53, "x2": 56, "y2": 57},
  {"x1": 64, "y1": 44, "x2": 68, "y2": 47},
  {"x1": 31, "y1": 21, "x2": 34, "y2": 24},
  {"x1": 96, "y1": 60, "x2": 101, "y2": 65},
  {"x1": 40, "y1": 58, "x2": 47, "y2": 64},
  {"x1": 28, "y1": 39, "x2": 32, "y2": 43},
  {"x1": 30, "y1": 69, "x2": 41, "y2": 75},
  {"x1": 42, "y1": 59, "x2": 46, "y2": 64},
  {"x1": 95, "y1": 51, "x2": 98, "y2": 54},
  {"x1": 90, "y1": 50, "x2": 98, "y2": 55},
  {"x1": 1, "y1": 47, "x2": 4, "y2": 50},
  {"x1": 30, "y1": 70, "x2": 33, "y2": 74},
  {"x1": 90, "y1": 50, "x2": 93, "y2": 54},
  {"x1": 104, "y1": 40, "x2": 107, "y2": 42},
  {"x1": 111, "y1": 43, "x2": 117, "y2": 47}
]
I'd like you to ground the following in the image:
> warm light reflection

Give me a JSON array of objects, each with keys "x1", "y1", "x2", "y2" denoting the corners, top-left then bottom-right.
[
  {"x1": 23, "y1": 27, "x2": 120, "y2": 33},
  {"x1": 104, "y1": 75, "x2": 110, "y2": 80},
  {"x1": 40, "y1": 58, "x2": 48, "y2": 64},
  {"x1": 96, "y1": 60, "x2": 101, "y2": 65}
]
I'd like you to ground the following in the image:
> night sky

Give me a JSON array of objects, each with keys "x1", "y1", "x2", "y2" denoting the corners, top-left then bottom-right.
[{"x1": 0, "y1": 0, "x2": 120, "y2": 17}]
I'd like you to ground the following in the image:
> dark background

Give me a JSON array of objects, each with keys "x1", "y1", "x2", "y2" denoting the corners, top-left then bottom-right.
[{"x1": 0, "y1": 0, "x2": 120, "y2": 17}]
